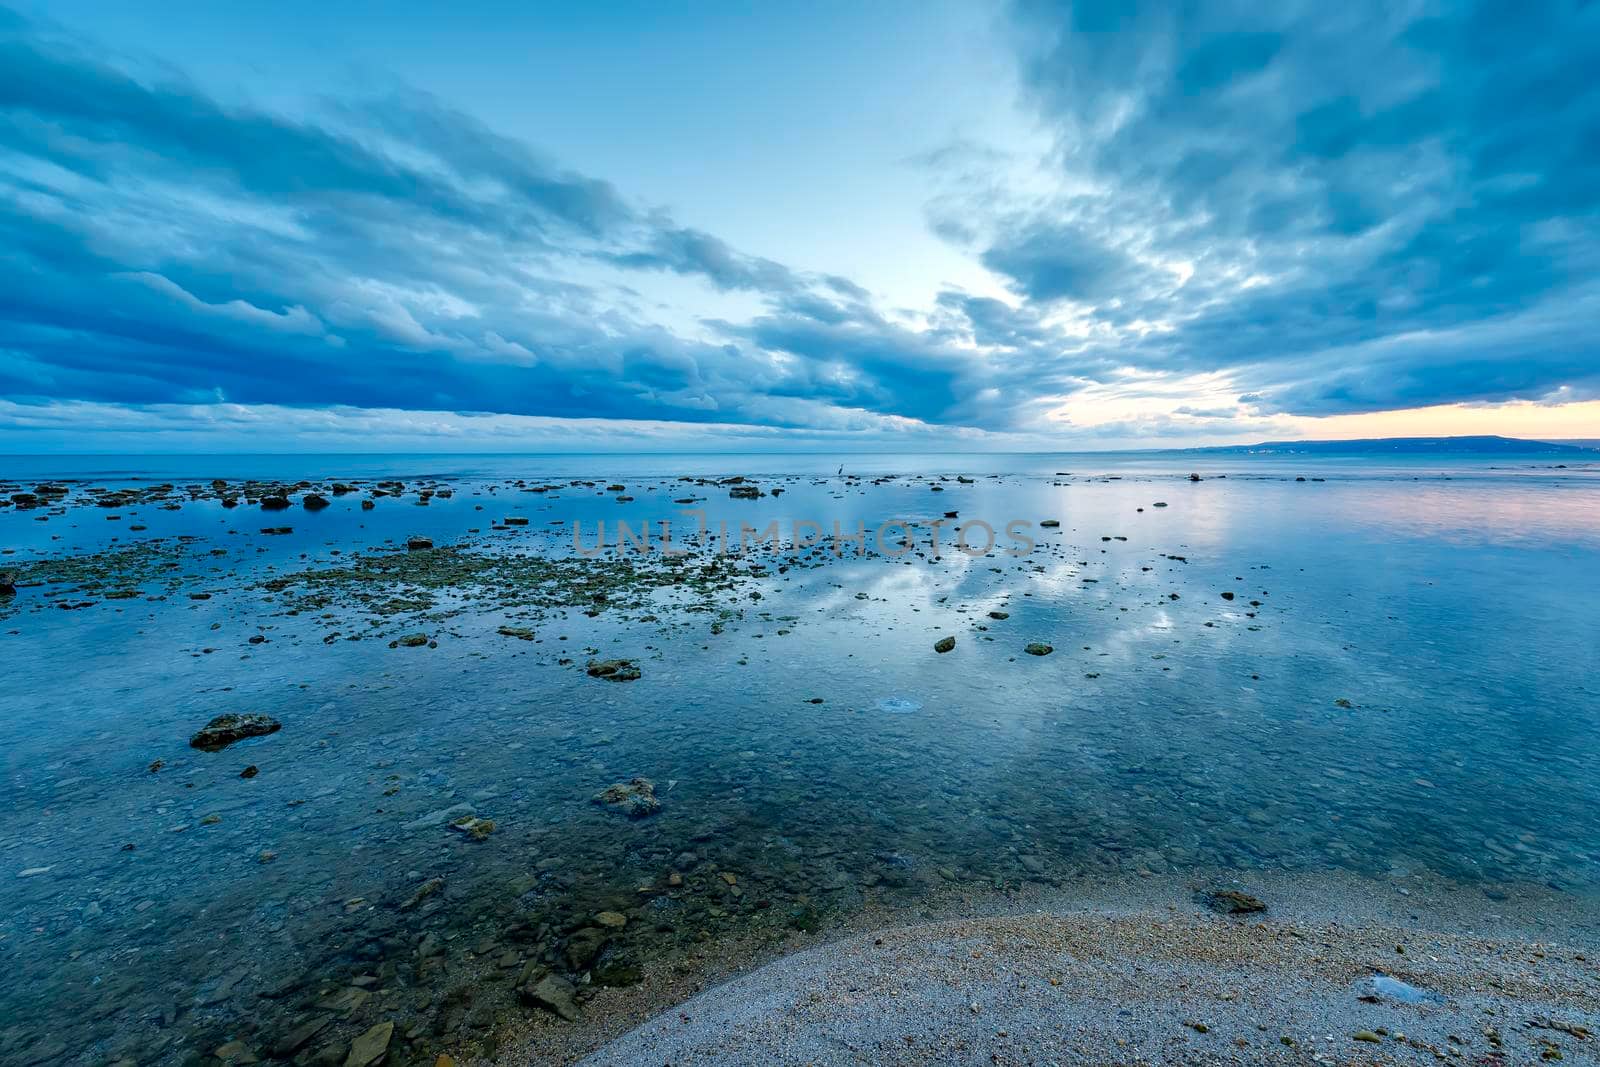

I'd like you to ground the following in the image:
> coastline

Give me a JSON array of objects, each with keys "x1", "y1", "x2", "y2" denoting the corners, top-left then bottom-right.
[{"x1": 490, "y1": 869, "x2": 1600, "y2": 1065}]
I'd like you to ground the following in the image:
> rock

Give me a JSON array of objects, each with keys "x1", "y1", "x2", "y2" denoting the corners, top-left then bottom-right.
[
  {"x1": 396, "y1": 633, "x2": 429, "y2": 648},
  {"x1": 1221, "y1": 591, "x2": 1235, "y2": 600},
  {"x1": 272, "y1": 1016, "x2": 331, "y2": 1057},
  {"x1": 404, "y1": 804, "x2": 474, "y2": 830},
  {"x1": 360, "y1": 499, "x2": 375, "y2": 510},
  {"x1": 190, "y1": 713, "x2": 281, "y2": 752},
  {"x1": 988, "y1": 611, "x2": 1009, "y2": 619},
  {"x1": 1023, "y1": 642, "x2": 1053, "y2": 656},
  {"x1": 0, "y1": 570, "x2": 15, "y2": 596},
  {"x1": 260, "y1": 495, "x2": 292, "y2": 510},
  {"x1": 449, "y1": 815, "x2": 495, "y2": 841},
  {"x1": 1352, "y1": 1031, "x2": 1381, "y2": 1043},
  {"x1": 497, "y1": 625, "x2": 536, "y2": 640},
  {"x1": 934, "y1": 636, "x2": 955, "y2": 654},
  {"x1": 1039, "y1": 519, "x2": 1060, "y2": 528},
  {"x1": 586, "y1": 658, "x2": 641, "y2": 681},
  {"x1": 406, "y1": 536, "x2": 433, "y2": 551},
  {"x1": 592, "y1": 777, "x2": 660, "y2": 817},
  {"x1": 302, "y1": 494, "x2": 330, "y2": 510},
  {"x1": 344, "y1": 1021, "x2": 393, "y2": 1067},
  {"x1": 594, "y1": 910, "x2": 628, "y2": 929},
  {"x1": 563, "y1": 926, "x2": 610, "y2": 971},
  {"x1": 728, "y1": 484, "x2": 761, "y2": 499},
  {"x1": 213, "y1": 1039, "x2": 259, "y2": 1064},
  {"x1": 1189, "y1": 472, "x2": 1202, "y2": 482},
  {"x1": 399, "y1": 876, "x2": 445, "y2": 909},
  {"x1": 523, "y1": 975, "x2": 579, "y2": 1021},
  {"x1": 1202, "y1": 889, "x2": 1266, "y2": 914},
  {"x1": 240, "y1": 765, "x2": 258, "y2": 779}
]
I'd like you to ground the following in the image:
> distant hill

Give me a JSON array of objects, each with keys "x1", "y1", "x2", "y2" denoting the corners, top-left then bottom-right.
[{"x1": 1189, "y1": 435, "x2": 1597, "y2": 456}]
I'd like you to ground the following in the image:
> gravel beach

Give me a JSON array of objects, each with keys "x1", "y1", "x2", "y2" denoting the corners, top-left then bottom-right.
[{"x1": 502, "y1": 872, "x2": 1600, "y2": 1066}]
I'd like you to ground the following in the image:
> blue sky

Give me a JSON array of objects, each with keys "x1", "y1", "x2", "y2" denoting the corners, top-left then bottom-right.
[{"x1": 3, "y1": 0, "x2": 1598, "y2": 452}]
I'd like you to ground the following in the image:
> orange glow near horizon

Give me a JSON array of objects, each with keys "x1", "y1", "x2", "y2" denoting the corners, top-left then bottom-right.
[{"x1": 1283, "y1": 400, "x2": 1600, "y2": 441}]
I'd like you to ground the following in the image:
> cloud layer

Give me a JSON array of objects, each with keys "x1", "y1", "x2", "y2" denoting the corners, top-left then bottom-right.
[{"x1": 2, "y1": 2, "x2": 1597, "y2": 447}]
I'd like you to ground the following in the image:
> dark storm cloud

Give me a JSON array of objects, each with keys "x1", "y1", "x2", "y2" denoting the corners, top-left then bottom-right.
[
  {"x1": 981, "y1": 0, "x2": 1600, "y2": 413},
  {"x1": 0, "y1": 9, "x2": 1017, "y2": 429}
]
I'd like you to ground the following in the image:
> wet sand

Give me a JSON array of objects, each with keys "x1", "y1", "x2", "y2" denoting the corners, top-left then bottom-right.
[{"x1": 493, "y1": 871, "x2": 1600, "y2": 1066}]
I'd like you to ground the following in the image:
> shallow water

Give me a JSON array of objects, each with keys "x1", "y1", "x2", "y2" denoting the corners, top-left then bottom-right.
[{"x1": 1, "y1": 451, "x2": 1597, "y2": 1065}]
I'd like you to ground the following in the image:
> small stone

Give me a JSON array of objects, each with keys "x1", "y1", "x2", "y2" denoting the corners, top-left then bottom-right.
[
  {"x1": 934, "y1": 636, "x2": 955, "y2": 654},
  {"x1": 595, "y1": 910, "x2": 628, "y2": 929},
  {"x1": 1352, "y1": 1031, "x2": 1382, "y2": 1043},
  {"x1": 1202, "y1": 889, "x2": 1267, "y2": 914},
  {"x1": 396, "y1": 633, "x2": 429, "y2": 648},
  {"x1": 406, "y1": 536, "x2": 434, "y2": 551},
  {"x1": 1023, "y1": 642, "x2": 1053, "y2": 656}
]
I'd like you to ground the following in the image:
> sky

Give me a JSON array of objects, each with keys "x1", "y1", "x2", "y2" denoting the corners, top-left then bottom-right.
[{"x1": 2, "y1": 0, "x2": 1598, "y2": 453}]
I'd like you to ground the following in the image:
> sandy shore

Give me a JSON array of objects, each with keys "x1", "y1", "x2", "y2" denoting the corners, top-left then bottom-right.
[{"x1": 492, "y1": 871, "x2": 1599, "y2": 1066}]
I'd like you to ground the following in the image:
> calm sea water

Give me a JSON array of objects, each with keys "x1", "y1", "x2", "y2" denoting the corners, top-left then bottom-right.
[{"x1": 1, "y1": 451, "x2": 1597, "y2": 1065}]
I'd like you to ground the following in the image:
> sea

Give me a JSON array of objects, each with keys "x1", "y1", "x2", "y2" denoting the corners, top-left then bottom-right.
[{"x1": 1, "y1": 450, "x2": 1596, "y2": 1065}]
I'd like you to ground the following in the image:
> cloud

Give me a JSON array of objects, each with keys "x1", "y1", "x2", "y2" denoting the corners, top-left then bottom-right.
[
  {"x1": 964, "y1": 0, "x2": 1600, "y2": 413},
  {"x1": 3, "y1": 1, "x2": 1598, "y2": 449}
]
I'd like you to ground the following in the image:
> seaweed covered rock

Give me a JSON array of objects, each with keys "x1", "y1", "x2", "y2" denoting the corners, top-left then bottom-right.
[
  {"x1": 190, "y1": 713, "x2": 281, "y2": 752},
  {"x1": 586, "y1": 658, "x2": 641, "y2": 681},
  {"x1": 592, "y1": 777, "x2": 660, "y2": 818}
]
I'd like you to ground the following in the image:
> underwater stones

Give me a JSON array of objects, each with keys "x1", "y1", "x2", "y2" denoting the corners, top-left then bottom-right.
[
  {"x1": 406, "y1": 536, "x2": 434, "y2": 551},
  {"x1": 0, "y1": 570, "x2": 15, "y2": 596},
  {"x1": 395, "y1": 633, "x2": 430, "y2": 648},
  {"x1": 594, "y1": 910, "x2": 628, "y2": 929},
  {"x1": 449, "y1": 815, "x2": 495, "y2": 841},
  {"x1": 343, "y1": 1021, "x2": 393, "y2": 1067},
  {"x1": 1039, "y1": 519, "x2": 1060, "y2": 528},
  {"x1": 504, "y1": 516, "x2": 529, "y2": 525},
  {"x1": 189, "y1": 713, "x2": 281, "y2": 752},
  {"x1": 592, "y1": 777, "x2": 660, "y2": 818},
  {"x1": 1023, "y1": 642, "x2": 1054, "y2": 656},
  {"x1": 523, "y1": 975, "x2": 579, "y2": 1021},
  {"x1": 399, "y1": 876, "x2": 445, "y2": 910},
  {"x1": 934, "y1": 636, "x2": 956, "y2": 654},
  {"x1": 563, "y1": 928, "x2": 611, "y2": 971},
  {"x1": 1221, "y1": 591, "x2": 1236, "y2": 600},
  {"x1": 271, "y1": 1017, "x2": 331, "y2": 1058},
  {"x1": 360, "y1": 499, "x2": 375, "y2": 510},
  {"x1": 586, "y1": 658, "x2": 641, "y2": 681},
  {"x1": 1202, "y1": 889, "x2": 1267, "y2": 914},
  {"x1": 496, "y1": 625, "x2": 535, "y2": 640}
]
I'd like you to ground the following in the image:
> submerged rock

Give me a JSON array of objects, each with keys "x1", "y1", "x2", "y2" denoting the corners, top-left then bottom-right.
[
  {"x1": 523, "y1": 975, "x2": 579, "y2": 1021},
  {"x1": 406, "y1": 536, "x2": 434, "y2": 551},
  {"x1": 190, "y1": 713, "x2": 281, "y2": 752},
  {"x1": 1023, "y1": 642, "x2": 1053, "y2": 656},
  {"x1": 344, "y1": 1021, "x2": 393, "y2": 1067},
  {"x1": 449, "y1": 815, "x2": 496, "y2": 841},
  {"x1": 1201, "y1": 888, "x2": 1267, "y2": 914},
  {"x1": 592, "y1": 777, "x2": 660, "y2": 817},
  {"x1": 934, "y1": 636, "x2": 955, "y2": 654},
  {"x1": 587, "y1": 658, "x2": 641, "y2": 681}
]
